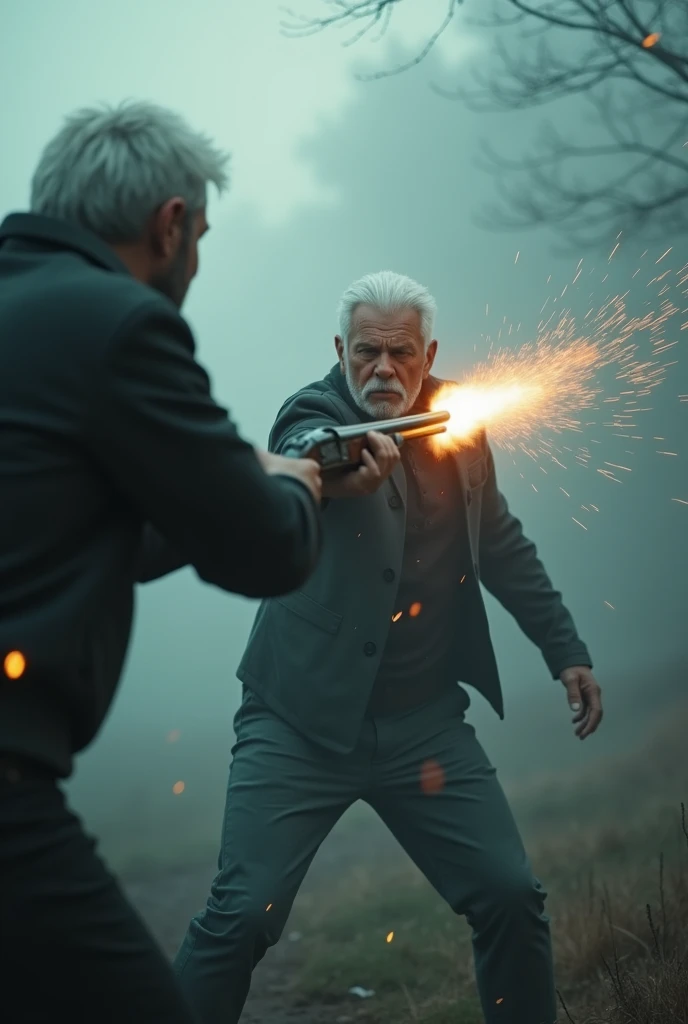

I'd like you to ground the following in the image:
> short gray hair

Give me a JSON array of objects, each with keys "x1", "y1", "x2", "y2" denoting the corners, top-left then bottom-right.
[
  {"x1": 337, "y1": 270, "x2": 437, "y2": 349},
  {"x1": 30, "y1": 100, "x2": 230, "y2": 242}
]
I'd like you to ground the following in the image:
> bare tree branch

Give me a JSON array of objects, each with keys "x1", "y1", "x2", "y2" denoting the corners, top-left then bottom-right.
[
  {"x1": 281, "y1": 1, "x2": 464, "y2": 77},
  {"x1": 281, "y1": 0, "x2": 397, "y2": 46},
  {"x1": 356, "y1": 1, "x2": 462, "y2": 81},
  {"x1": 289, "y1": 0, "x2": 688, "y2": 245}
]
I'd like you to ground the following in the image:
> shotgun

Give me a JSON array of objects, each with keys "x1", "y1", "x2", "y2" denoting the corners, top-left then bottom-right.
[{"x1": 283, "y1": 409, "x2": 450, "y2": 475}]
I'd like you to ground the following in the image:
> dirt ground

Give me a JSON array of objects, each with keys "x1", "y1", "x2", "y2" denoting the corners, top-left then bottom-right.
[
  {"x1": 122, "y1": 819, "x2": 396, "y2": 1024},
  {"x1": 124, "y1": 864, "x2": 337, "y2": 1023}
]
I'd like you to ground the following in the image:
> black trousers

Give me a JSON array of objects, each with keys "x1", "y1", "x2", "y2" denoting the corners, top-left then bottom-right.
[{"x1": 0, "y1": 771, "x2": 196, "y2": 1023}]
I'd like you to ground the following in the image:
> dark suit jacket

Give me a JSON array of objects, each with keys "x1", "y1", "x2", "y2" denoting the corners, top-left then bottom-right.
[
  {"x1": 236, "y1": 366, "x2": 592, "y2": 752},
  {"x1": 0, "y1": 213, "x2": 320, "y2": 776}
]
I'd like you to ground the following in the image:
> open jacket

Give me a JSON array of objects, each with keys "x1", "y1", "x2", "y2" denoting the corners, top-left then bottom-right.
[{"x1": 236, "y1": 365, "x2": 592, "y2": 752}]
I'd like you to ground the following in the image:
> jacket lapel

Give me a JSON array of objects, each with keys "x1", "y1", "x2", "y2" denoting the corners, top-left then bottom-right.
[
  {"x1": 423, "y1": 374, "x2": 471, "y2": 512},
  {"x1": 450, "y1": 443, "x2": 481, "y2": 568},
  {"x1": 388, "y1": 460, "x2": 407, "y2": 506},
  {"x1": 452, "y1": 447, "x2": 471, "y2": 508}
]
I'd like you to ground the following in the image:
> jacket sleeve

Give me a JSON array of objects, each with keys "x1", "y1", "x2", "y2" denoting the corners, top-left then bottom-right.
[
  {"x1": 86, "y1": 300, "x2": 320, "y2": 597},
  {"x1": 268, "y1": 388, "x2": 345, "y2": 454},
  {"x1": 268, "y1": 388, "x2": 347, "y2": 511},
  {"x1": 134, "y1": 524, "x2": 187, "y2": 584},
  {"x1": 477, "y1": 435, "x2": 592, "y2": 678}
]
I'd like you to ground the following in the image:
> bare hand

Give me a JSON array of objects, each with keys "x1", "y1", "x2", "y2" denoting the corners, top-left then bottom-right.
[
  {"x1": 559, "y1": 666, "x2": 603, "y2": 740},
  {"x1": 323, "y1": 431, "x2": 401, "y2": 499},
  {"x1": 256, "y1": 449, "x2": 322, "y2": 505}
]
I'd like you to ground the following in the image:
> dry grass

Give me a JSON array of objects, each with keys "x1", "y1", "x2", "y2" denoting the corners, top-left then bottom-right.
[
  {"x1": 286, "y1": 706, "x2": 688, "y2": 1023},
  {"x1": 593, "y1": 954, "x2": 688, "y2": 1024},
  {"x1": 553, "y1": 810, "x2": 688, "y2": 1023}
]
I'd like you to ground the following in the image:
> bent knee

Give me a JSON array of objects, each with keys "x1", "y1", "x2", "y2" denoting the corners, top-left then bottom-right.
[
  {"x1": 236, "y1": 898, "x2": 283, "y2": 941},
  {"x1": 195, "y1": 891, "x2": 286, "y2": 948},
  {"x1": 472, "y1": 865, "x2": 548, "y2": 919}
]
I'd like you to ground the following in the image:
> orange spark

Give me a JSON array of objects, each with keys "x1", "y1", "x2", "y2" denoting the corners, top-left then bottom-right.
[
  {"x1": 642, "y1": 32, "x2": 660, "y2": 48},
  {"x1": 430, "y1": 294, "x2": 679, "y2": 455},
  {"x1": 604, "y1": 601, "x2": 615, "y2": 610},
  {"x1": 420, "y1": 759, "x2": 445, "y2": 795},
  {"x1": 266, "y1": 904, "x2": 273, "y2": 911},
  {"x1": 386, "y1": 931, "x2": 394, "y2": 943},
  {"x1": 409, "y1": 602, "x2": 422, "y2": 617},
  {"x1": 392, "y1": 611, "x2": 403, "y2": 622},
  {"x1": 431, "y1": 338, "x2": 599, "y2": 450},
  {"x1": 3, "y1": 650, "x2": 26, "y2": 679},
  {"x1": 172, "y1": 781, "x2": 185, "y2": 795}
]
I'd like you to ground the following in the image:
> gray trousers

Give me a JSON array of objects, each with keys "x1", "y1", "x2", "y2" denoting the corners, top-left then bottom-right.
[{"x1": 173, "y1": 687, "x2": 556, "y2": 1024}]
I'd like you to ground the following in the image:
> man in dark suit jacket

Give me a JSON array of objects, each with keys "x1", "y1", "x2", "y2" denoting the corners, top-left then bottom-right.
[
  {"x1": 0, "y1": 101, "x2": 321, "y2": 1023},
  {"x1": 173, "y1": 271, "x2": 603, "y2": 1024}
]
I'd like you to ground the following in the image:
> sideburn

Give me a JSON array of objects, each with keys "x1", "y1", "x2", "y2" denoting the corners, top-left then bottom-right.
[{"x1": 150, "y1": 214, "x2": 192, "y2": 308}]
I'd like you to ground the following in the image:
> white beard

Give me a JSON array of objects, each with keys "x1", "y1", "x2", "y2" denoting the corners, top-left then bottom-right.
[{"x1": 345, "y1": 368, "x2": 422, "y2": 420}]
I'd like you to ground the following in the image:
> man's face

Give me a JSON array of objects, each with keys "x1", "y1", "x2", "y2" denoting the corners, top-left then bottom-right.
[
  {"x1": 149, "y1": 203, "x2": 208, "y2": 309},
  {"x1": 336, "y1": 304, "x2": 438, "y2": 418}
]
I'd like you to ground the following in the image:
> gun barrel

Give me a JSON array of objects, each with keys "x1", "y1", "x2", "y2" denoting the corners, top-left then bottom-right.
[
  {"x1": 398, "y1": 423, "x2": 447, "y2": 441},
  {"x1": 334, "y1": 409, "x2": 449, "y2": 440},
  {"x1": 282, "y1": 409, "x2": 451, "y2": 471}
]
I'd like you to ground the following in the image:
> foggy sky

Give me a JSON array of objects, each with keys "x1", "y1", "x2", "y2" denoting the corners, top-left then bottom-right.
[{"x1": 2, "y1": 2, "x2": 685, "y2": 861}]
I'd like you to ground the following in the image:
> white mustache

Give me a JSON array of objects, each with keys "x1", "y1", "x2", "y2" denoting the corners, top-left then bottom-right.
[{"x1": 362, "y1": 381, "x2": 405, "y2": 398}]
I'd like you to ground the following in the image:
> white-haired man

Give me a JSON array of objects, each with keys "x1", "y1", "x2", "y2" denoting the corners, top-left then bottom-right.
[
  {"x1": 173, "y1": 271, "x2": 603, "y2": 1023},
  {"x1": 0, "y1": 102, "x2": 322, "y2": 1022}
]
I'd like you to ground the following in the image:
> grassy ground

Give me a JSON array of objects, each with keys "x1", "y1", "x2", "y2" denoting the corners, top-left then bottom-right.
[{"x1": 284, "y1": 705, "x2": 688, "y2": 1023}]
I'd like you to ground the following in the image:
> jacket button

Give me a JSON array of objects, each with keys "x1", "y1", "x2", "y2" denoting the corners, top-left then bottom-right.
[
  {"x1": 363, "y1": 642, "x2": 377, "y2": 656},
  {"x1": 388, "y1": 494, "x2": 401, "y2": 509},
  {"x1": 383, "y1": 568, "x2": 395, "y2": 583}
]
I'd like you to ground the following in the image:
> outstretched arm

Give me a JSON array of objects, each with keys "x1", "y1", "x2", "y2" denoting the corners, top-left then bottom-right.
[{"x1": 88, "y1": 300, "x2": 320, "y2": 597}]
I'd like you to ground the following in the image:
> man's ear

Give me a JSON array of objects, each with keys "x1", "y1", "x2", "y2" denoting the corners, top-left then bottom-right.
[
  {"x1": 150, "y1": 197, "x2": 187, "y2": 259},
  {"x1": 334, "y1": 335, "x2": 346, "y2": 374},
  {"x1": 423, "y1": 339, "x2": 438, "y2": 378}
]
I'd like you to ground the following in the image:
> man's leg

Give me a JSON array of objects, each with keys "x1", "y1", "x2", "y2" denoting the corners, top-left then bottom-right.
[
  {"x1": 0, "y1": 778, "x2": 196, "y2": 1023},
  {"x1": 369, "y1": 688, "x2": 557, "y2": 1024},
  {"x1": 173, "y1": 690, "x2": 367, "y2": 1024}
]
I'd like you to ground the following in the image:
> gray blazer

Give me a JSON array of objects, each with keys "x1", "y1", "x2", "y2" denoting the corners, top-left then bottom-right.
[{"x1": 237, "y1": 368, "x2": 592, "y2": 752}]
